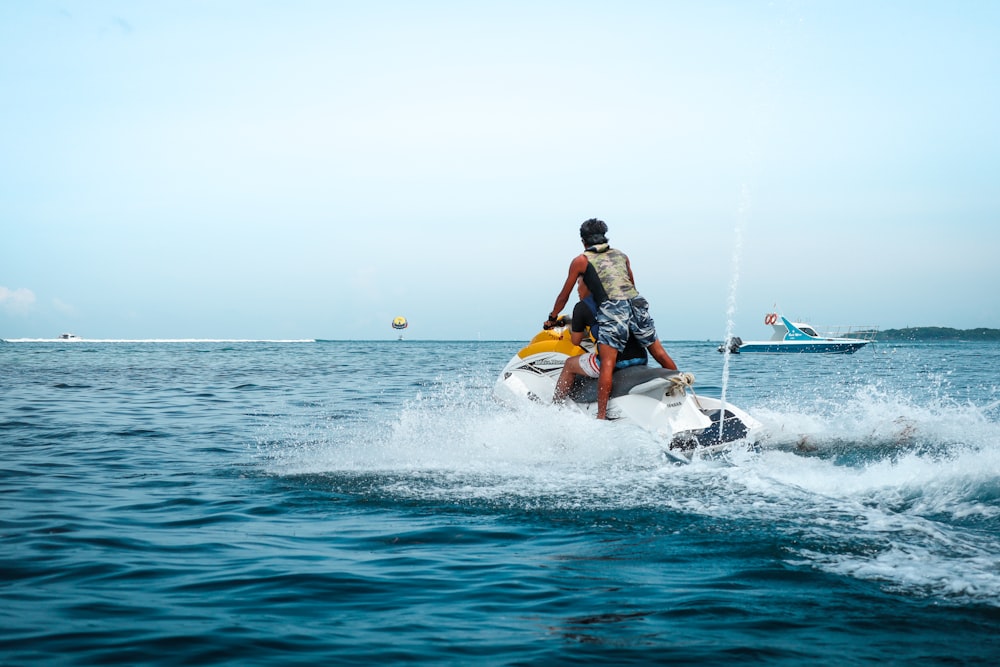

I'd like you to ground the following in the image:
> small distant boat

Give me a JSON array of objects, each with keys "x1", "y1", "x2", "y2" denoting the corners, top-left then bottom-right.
[
  {"x1": 58, "y1": 333, "x2": 81, "y2": 341},
  {"x1": 720, "y1": 313, "x2": 877, "y2": 354}
]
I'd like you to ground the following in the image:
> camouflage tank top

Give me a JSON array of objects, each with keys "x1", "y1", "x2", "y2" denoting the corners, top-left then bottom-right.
[{"x1": 582, "y1": 244, "x2": 639, "y2": 303}]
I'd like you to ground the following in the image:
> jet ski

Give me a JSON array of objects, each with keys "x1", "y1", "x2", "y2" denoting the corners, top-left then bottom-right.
[{"x1": 493, "y1": 320, "x2": 762, "y2": 463}]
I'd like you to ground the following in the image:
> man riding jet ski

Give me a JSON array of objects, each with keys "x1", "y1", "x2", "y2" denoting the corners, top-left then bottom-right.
[
  {"x1": 544, "y1": 218, "x2": 678, "y2": 420},
  {"x1": 497, "y1": 217, "x2": 761, "y2": 461}
]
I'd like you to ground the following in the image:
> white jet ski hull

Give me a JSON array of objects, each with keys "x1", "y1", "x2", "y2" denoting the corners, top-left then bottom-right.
[{"x1": 494, "y1": 342, "x2": 762, "y2": 463}]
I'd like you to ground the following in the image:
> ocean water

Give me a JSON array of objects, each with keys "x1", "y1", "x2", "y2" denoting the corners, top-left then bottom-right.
[{"x1": 2, "y1": 338, "x2": 999, "y2": 665}]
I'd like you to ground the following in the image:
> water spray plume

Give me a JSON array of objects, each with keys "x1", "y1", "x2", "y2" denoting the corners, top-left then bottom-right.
[{"x1": 719, "y1": 185, "x2": 751, "y2": 438}]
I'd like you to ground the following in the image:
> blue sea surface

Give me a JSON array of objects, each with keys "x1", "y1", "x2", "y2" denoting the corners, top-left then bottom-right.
[{"x1": 2, "y1": 339, "x2": 999, "y2": 665}]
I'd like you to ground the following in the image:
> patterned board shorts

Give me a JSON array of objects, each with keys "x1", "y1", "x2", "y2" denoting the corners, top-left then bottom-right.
[
  {"x1": 576, "y1": 352, "x2": 602, "y2": 378},
  {"x1": 595, "y1": 297, "x2": 657, "y2": 351}
]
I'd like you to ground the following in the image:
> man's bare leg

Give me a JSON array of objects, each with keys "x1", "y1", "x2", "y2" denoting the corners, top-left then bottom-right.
[
  {"x1": 596, "y1": 346, "x2": 619, "y2": 419},
  {"x1": 553, "y1": 356, "x2": 584, "y2": 403}
]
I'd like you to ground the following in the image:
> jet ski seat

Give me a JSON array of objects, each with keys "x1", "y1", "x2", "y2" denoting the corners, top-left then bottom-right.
[{"x1": 568, "y1": 366, "x2": 682, "y2": 403}]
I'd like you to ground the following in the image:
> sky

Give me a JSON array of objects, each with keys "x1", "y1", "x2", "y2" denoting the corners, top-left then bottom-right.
[{"x1": 2, "y1": 1, "x2": 999, "y2": 341}]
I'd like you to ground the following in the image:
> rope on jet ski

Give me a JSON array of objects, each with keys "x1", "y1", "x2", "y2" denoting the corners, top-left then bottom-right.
[
  {"x1": 668, "y1": 372, "x2": 704, "y2": 408},
  {"x1": 667, "y1": 372, "x2": 696, "y2": 394}
]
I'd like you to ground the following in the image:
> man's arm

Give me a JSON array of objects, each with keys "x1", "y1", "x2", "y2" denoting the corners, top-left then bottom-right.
[{"x1": 548, "y1": 254, "x2": 588, "y2": 321}]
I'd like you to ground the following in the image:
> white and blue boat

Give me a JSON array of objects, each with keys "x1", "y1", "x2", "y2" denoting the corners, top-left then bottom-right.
[{"x1": 721, "y1": 313, "x2": 877, "y2": 354}]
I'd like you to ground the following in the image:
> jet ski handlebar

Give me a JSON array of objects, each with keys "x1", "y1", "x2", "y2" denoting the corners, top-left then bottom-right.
[{"x1": 543, "y1": 315, "x2": 572, "y2": 330}]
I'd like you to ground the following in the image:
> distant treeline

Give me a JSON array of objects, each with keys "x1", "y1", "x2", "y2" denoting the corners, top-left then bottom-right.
[{"x1": 875, "y1": 327, "x2": 1000, "y2": 341}]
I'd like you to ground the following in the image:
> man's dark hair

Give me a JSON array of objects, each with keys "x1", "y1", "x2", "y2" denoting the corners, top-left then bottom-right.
[{"x1": 580, "y1": 218, "x2": 608, "y2": 246}]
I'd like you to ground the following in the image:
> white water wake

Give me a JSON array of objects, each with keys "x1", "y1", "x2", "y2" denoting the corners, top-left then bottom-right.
[{"x1": 255, "y1": 368, "x2": 1000, "y2": 606}]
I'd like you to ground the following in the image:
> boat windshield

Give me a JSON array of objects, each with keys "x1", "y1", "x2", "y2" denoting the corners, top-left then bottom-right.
[{"x1": 799, "y1": 327, "x2": 819, "y2": 337}]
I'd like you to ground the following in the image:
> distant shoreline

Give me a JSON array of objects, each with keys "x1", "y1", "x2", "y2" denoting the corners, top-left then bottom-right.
[{"x1": 873, "y1": 327, "x2": 1000, "y2": 342}]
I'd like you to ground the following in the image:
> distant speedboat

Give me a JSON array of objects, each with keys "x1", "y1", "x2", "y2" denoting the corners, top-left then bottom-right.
[
  {"x1": 720, "y1": 313, "x2": 877, "y2": 354},
  {"x1": 58, "y1": 333, "x2": 81, "y2": 341}
]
